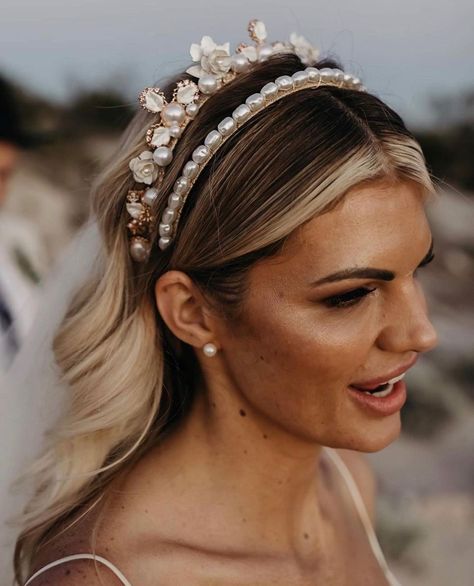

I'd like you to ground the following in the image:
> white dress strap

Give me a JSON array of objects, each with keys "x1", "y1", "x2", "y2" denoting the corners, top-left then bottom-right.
[
  {"x1": 324, "y1": 447, "x2": 402, "y2": 586},
  {"x1": 23, "y1": 553, "x2": 133, "y2": 586}
]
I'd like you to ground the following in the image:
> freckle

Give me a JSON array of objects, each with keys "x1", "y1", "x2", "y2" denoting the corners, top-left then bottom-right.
[
  {"x1": 239, "y1": 409, "x2": 246, "y2": 417},
  {"x1": 211, "y1": 401, "x2": 216, "y2": 408},
  {"x1": 242, "y1": 517, "x2": 247, "y2": 523},
  {"x1": 110, "y1": 536, "x2": 115, "y2": 541},
  {"x1": 144, "y1": 509, "x2": 149, "y2": 514},
  {"x1": 263, "y1": 434, "x2": 268, "y2": 439},
  {"x1": 304, "y1": 532, "x2": 309, "y2": 539},
  {"x1": 65, "y1": 569, "x2": 71, "y2": 575},
  {"x1": 121, "y1": 505, "x2": 125, "y2": 510},
  {"x1": 259, "y1": 355, "x2": 265, "y2": 361},
  {"x1": 105, "y1": 546, "x2": 109, "y2": 552},
  {"x1": 243, "y1": 449, "x2": 247, "y2": 454}
]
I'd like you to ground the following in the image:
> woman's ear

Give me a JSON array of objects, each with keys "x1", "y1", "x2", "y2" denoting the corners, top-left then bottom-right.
[{"x1": 154, "y1": 270, "x2": 217, "y2": 350}]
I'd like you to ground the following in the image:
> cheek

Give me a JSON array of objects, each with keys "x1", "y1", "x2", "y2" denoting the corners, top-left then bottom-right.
[{"x1": 231, "y1": 299, "x2": 373, "y2": 394}]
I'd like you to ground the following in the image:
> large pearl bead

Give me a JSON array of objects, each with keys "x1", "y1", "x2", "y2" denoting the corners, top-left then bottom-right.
[
  {"x1": 130, "y1": 238, "x2": 150, "y2": 263},
  {"x1": 231, "y1": 53, "x2": 251, "y2": 73},
  {"x1": 153, "y1": 146, "x2": 173, "y2": 166},
  {"x1": 161, "y1": 102, "x2": 186, "y2": 126},
  {"x1": 198, "y1": 74, "x2": 218, "y2": 94}
]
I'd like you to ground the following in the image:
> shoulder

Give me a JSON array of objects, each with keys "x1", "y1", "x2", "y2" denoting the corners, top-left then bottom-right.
[
  {"x1": 25, "y1": 557, "x2": 126, "y2": 585},
  {"x1": 332, "y1": 448, "x2": 378, "y2": 525}
]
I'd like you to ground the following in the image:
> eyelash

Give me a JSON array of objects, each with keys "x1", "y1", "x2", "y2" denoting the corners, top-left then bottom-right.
[{"x1": 323, "y1": 252, "x2": 435, "y2": 309}]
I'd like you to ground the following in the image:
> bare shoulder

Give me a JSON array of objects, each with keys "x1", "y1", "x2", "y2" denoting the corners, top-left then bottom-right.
[
  {"x1": 25, "y1": 557, "x2": 125, "y2": 585},
  {"x1": 332, "y1": 448, "x2": 378, "y2": 524}
]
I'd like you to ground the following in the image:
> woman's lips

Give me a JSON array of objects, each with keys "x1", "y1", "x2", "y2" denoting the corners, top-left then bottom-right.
[{"x1": 350, "y1": 357, "x2": 418, "y2": 389}]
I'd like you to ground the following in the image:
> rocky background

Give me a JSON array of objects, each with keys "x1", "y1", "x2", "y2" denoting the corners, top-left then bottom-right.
[{"x1": 2, "y1": 77, "x2": 474, "y2": 585}]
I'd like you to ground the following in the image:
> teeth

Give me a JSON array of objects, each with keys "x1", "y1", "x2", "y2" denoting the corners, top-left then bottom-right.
[{"x1": 385, "y1": 372, "x2": 406, "y2": 385}]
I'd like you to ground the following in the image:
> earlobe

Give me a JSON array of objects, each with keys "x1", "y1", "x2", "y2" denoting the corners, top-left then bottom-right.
[{"x1": 154, "y1": 271, "x2": 217, "y2": 349}]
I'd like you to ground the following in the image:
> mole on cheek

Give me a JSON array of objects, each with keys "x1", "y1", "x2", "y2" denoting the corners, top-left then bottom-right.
[{"x1": 239, "y1": 409, "x2": 246, "y2": 417}]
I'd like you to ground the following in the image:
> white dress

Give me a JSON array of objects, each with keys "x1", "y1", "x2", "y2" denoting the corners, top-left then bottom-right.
[{"x1": 23, "y1": 447, "x2": 402, "y2": 586}]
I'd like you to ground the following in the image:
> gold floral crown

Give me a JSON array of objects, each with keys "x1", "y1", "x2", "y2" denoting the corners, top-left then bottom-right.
[{"x1": 125, "y1": 19, "x2": 366, "y2": 262}]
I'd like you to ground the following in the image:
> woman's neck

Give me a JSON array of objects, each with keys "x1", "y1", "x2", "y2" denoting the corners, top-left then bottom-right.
[{"x1": 146, "y1": 378, "x2": 333, "y2": 559}]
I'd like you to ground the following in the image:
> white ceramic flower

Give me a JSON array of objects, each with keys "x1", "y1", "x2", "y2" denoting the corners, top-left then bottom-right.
[
  {"x1": 150, "y1": 126, "x2": 171, "y2": 148},
  {"x1": 129, "y1": 150, "x2": 159, "y2": 185},
  {"x1": 289, "y1": 32, "x2": 320, "y2": 66},
  {"x1": 186, "y1": 35, "x2": 232, "y2": 79}
]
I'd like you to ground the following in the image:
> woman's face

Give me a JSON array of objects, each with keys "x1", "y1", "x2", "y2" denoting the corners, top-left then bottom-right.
[{"x1": 217, "y1": 179, "x2": 438, "y2": 452}]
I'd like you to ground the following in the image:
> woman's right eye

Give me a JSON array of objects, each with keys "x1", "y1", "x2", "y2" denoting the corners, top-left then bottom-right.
[{"x1": 323, "y1": 287, "x2": 377, "y2": 309}]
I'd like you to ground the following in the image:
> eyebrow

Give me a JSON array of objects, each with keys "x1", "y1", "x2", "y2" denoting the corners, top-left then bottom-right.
[{"x1": 310, "y1": 237, "x2": 434, "y2": 287}]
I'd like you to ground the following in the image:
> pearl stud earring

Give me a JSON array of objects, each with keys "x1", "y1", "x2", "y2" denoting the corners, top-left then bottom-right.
[{"x1": 203, "y1": 342, "x2": 217, "y2": 357}]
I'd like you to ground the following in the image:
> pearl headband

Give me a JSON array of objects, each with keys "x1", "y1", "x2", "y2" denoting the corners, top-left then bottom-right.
[{"x1": 125, "y1": 19, "x2": 366, "y2": 262}]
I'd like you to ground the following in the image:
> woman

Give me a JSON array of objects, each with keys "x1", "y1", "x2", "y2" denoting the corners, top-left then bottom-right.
[{"x1": 12, "y1": 19, "x2": 438, "y2": 586}]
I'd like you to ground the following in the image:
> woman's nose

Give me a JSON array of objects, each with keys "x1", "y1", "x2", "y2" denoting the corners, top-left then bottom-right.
[{"x1": 376, "y1": 279, "x2": 439, "y2": 354}]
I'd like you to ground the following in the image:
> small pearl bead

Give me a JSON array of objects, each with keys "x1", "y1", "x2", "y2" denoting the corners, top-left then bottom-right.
[
  {"x1": 217, "y1": 117, "x2": 236, "y2": 136},
  {"x1": 161, "y1": 102, "x2": 186, "y2": 126},
  {"x1": 275, "y1": 76, "x2": 294, "y2": 91},
  {"x1": 260, "y1": 82, "x2": 278, "y2": 99},
  {"x1": 186, "y1": 102, "x2": 200, "y2": 118},
  {"x1": 198, "y1": 74, "x2": 218, "y2": 94},
  {"x1": 231, "y1": 53, "x2": 251, "y2": 73},
  {"x1": 305, "y1": 67, "x2": 321, "y2": 83},
  {"x1": 169, "y1": 123, "x2": 183, "y2": 138},
  {"x1": 153, "y1": 146, "x2": 173, "y2": 166},
  {"x1": 204, "y1": 130, "x2": 223, "y2": 151},
  {"x1": 203, "y1": 342, "x2": 217, "y2": 357},
  {"x1": 319, "y1": 68, "x2": 336, "y2": 83},
  {"x1": 292, "y1": 70, "x2": 310, "y2": 86},
  {"x1": 158, "y1": 236, "x2": 171, "y2": 250},
  {"x1": 245, "y1": 93, "x2": 264, "y2": 112},
  {"x1": 162, "y1": 207, "x2": 176, "y2": 224},
  {"x1": 182, "y1": 160, "x2": 200, "y2": 179},
  {"x1": 168, "y1": 192, "x2": 182, "y2": 209},
  {"x1": 143, "y1": 187, "x2": 158, "y2": 206},
  {"x1": 192, "y1": 144, "x2": 210, "y2": 164},
  {"x1": 174, "y1": 176, "x2": 190, "y2": 196},
  {"x1": 159, "y1": 222, "x2": 172, "y2": 237},
  {"x1": 232, "y1": 104, "x2": 251, "y2": 124}
]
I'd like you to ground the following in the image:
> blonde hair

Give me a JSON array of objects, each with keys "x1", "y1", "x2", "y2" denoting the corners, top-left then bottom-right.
[{"x1": 12, "y1": 51, "x2": 438, "y2": 584}]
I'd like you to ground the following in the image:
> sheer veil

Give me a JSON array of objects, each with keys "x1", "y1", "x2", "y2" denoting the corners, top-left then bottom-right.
[{"x1": 0, "y1": 219, "x2": 103, "y2": 580}]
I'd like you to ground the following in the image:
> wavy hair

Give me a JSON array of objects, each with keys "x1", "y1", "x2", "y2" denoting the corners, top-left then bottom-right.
[{"x1": 12, "y1": 51, "x2": 438, "y2": 584}]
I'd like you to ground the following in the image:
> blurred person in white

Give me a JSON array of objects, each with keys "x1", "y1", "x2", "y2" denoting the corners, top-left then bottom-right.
[{"x1": 0, "y1": 76, "x2": 48, "y2": 374}]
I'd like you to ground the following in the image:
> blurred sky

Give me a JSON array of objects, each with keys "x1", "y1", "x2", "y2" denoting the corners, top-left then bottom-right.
[{"x1": 1, "y1": 0, "x2": 473, "y2": 129}]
